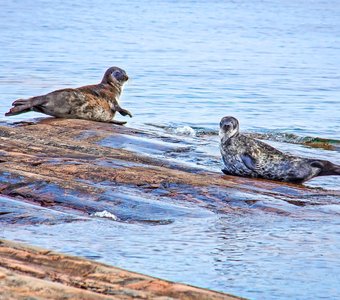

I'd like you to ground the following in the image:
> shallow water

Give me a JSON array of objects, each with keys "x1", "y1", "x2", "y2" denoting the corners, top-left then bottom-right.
[{"x1": 0, "y1": 1, "x2": 340, "y2": 299}]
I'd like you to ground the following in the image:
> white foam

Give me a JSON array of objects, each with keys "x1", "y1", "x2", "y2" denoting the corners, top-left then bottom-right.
[
  {"x1": 173, "y1": 126, "x2": 196, "y2": 136},
  {"x1": 92, "y1": 210, "x2": 118, "y2": 221}
]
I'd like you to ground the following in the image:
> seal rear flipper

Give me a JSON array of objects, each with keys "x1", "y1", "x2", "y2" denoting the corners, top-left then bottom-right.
[
  {"x1": 310, "y1": 160, "x2": 340, "y2": 176},
  {"x1": 5, "y1": 96, "x2": 47, "y2": 117},
  {"x1": 5, "y1": 107, "x2": 31, "y2": 116}
]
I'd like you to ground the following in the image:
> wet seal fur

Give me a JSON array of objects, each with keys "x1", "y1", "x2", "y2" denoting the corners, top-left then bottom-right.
[
  {"x1": 6, "y1": 67, "x2": 131, "y2": 125},
  {"x1": 219, "y1": 116, "x2": 340, "y2": 183}
]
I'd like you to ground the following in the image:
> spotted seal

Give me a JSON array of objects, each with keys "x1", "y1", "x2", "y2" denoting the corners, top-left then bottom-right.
[
  {"x1": 219, "y1": 116, "x2": 340, "y2": 183},
  {"x1": 5, "y1": 66, "x2": 131, "y2": 125}
]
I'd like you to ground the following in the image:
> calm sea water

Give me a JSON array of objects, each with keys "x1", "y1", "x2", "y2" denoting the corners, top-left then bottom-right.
[{"x1": 0, "y1": 1, "x2": 340, "y2": 299}]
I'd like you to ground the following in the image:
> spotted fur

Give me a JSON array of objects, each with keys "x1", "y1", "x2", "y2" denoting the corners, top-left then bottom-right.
[{"x1": 220, "y1": 116, "x2": 340, "y2": 183}]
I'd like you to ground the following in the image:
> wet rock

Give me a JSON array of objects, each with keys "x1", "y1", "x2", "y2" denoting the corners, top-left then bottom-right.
[{"x1": 0, "y1": 118, "x2": 338, "y2": 224}]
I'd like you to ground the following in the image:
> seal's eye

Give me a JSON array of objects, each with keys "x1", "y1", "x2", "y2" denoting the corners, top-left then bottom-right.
[{"x1": 111, "y1": 71, "x2": 119, "y2": 77}]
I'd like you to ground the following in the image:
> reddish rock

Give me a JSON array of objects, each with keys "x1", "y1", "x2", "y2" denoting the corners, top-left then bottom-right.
[{"x1": 0, "y1": 240, "x2": 242, "y2": 300}]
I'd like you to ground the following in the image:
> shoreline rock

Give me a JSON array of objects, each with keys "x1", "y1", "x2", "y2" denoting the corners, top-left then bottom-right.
[{"x1": 0, "y1": 239, "x2": 243, "y2": 300}]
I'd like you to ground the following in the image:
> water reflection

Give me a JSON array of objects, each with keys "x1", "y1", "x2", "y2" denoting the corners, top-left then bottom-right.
[{"x1": 2, "y1": 205, "x2": 340, "y2": 299}]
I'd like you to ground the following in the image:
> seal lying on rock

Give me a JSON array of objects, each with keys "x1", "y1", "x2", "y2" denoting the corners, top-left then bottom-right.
[
  {"x1": 219, "y1": 116, "x2": 340, "y2": 183},
  {"x1": 5, "y1": 67, "x2": 132, "y2": 125}
]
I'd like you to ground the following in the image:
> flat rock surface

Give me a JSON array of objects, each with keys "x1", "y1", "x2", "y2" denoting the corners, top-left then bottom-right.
[{"x1": 0, "y1": 118, "x2": 337, "y2": 224}]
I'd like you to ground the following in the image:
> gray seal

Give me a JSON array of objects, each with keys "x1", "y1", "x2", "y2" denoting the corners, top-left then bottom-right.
[
  {"x1": 219, "y1": 116, "x2": 340, "y2": 183},
  {"x1": 5, "y1": 66, "x2": 131, "y2": 125}
]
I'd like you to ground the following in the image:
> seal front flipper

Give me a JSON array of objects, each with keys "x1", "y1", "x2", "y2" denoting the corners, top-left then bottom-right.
[
  {"x1": 240, "y1": 153, "x2": 258, "y2": 171},
  {"x1": 113, "y1": 103, "x2": 132, "y2": 118},
  {"x1": 118, "y1": 108, "x2": 132, "y2": 118}
]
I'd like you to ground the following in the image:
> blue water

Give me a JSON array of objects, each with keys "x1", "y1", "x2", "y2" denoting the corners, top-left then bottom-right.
[{"x1": 0, "y1": 1, "x2": 340, "y2": 299}]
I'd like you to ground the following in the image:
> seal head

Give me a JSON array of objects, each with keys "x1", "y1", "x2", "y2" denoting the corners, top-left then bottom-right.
[
  {"x1": 101, "y1": 67, "x2": 129, "y2": 85},
  {"x1": 219, "y1": 116, "x2": 239, "y2": 140}
]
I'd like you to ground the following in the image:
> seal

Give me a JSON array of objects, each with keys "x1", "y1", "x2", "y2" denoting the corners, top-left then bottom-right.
[
  {"x1": 219, "y1": 116, "x2": 340, "y2": 183},
  {"x1": 5, "y1": 66, "x2": 132, "y2": 125}
]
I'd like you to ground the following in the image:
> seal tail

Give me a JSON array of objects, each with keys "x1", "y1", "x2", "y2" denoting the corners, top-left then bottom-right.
[
  {"x1": 310, "y1": 160, "x2": 340, "y2": 177},
  {"x1": 5, "y1": 96, "x2": 47, "y2": 116}
]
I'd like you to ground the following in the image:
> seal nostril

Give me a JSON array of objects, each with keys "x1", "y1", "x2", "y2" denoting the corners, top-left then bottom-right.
[{"x1": 223, "y1": 124, "x2": 231, "y2": 132}]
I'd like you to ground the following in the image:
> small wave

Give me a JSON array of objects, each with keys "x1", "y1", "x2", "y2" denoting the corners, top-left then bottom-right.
[
  {"x1": 247, "y1": 132, "x2": 340, "y2": 151},
  {"x1": 170, "y1": 126, "x2": 220, "y2": 137},
  {"x1": 172, "y1": 126, "x2": 196, "y2": 136},
  {"x1": 145, "y1": 123, "x2": 218, "y2": 137},
  {"x1": 91, "y1": 210, "x2": 118, "y2": 221},
  {"x1": 145, "y1": 122, "x2": 340, "y2": 151},
  {"x1": 146, "y1": 123, "x2": 197, "y2": 136}
]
